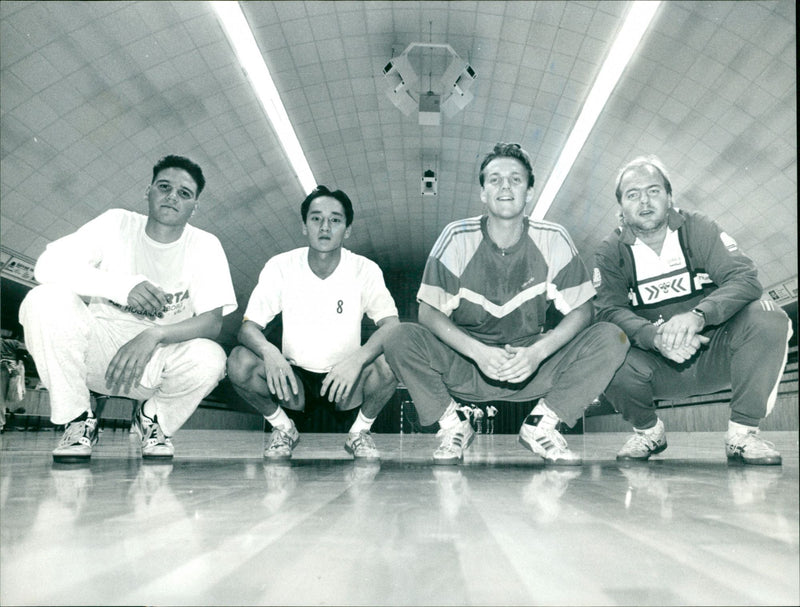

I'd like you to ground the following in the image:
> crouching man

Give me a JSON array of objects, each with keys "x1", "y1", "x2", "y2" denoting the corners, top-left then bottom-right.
[
  {"x1": 20, "y1": 155, "x2": 237, "y2": 462},
  {"x1": 227, "y1": 186, "x2": 399, "y2": 461}
]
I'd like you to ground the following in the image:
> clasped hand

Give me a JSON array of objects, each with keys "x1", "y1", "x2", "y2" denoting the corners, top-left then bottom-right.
[
  {"x1": 477, "y1": 343, "x2": 544, "y2": 383},
  {"x1": 655, "y1": 311, "x2": 710, "y2": 363}
]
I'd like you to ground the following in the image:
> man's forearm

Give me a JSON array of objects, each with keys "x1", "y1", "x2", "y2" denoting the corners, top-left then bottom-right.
[
  {"x1": 150, "y1": 308, "x2": 223, "y2": 345},
  {"x1": 238, "y1": 320, "x2": 283, "y2": 361},
  {"x1": 534, "y1": 300, "x2": 593, "y2": 358},
  {"x1": 418, "y1": 302, "x2": 484, "y2": 359},
  {"x1": 356, "y1": 316, "x2": 400, "y2": 366}
]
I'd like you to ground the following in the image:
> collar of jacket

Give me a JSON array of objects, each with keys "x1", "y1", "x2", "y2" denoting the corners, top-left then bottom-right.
[{"x1": 618, "y1": 207, "x2": 686, "y2": 245}]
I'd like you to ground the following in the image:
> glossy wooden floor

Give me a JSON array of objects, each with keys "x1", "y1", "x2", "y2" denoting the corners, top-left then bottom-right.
[{"x1": 1, "y1": 429, "x2": 798, "y2": 606}]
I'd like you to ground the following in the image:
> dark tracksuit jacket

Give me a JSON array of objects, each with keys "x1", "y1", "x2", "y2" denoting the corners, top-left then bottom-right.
[{"x1": 593, "y1": 207, "x2": 790, "y2": 426}]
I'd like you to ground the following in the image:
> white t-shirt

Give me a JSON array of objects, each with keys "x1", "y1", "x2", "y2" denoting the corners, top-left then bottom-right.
[
  {"x1": 35, "y1": 209, "x2": 237, "y2": 328},
  {"x1": 244, "y1": 247, "x2": 398, "y2": 372}
]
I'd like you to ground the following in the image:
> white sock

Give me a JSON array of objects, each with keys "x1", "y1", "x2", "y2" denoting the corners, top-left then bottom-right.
[
  {"x1": 266, "y1": 407, "x2": 292, "y2": 431},
  {"x1": 728, "y1": 420, "x2": 756, "y2": 436},
  {"x1": 527, "y1": 400, "x2": 558, "y2": 430},
  {"x1": 438, "y1": 400, "x2": 461, "y2": 431},
  {"x1": 349, "y1": 410, "x2": 375, "y2": 434}
]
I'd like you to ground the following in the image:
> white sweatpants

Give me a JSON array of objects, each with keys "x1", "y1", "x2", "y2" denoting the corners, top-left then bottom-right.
[{"x1": 19, "y1": 284, "x2": 226, "y2": 436}]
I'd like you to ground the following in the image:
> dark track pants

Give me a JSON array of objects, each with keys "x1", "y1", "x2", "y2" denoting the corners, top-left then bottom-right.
[
  {"x1": 603, "y1": 301, "x2": 792, "y2": 428},
  {"x1": 384, "y1": 322, "x2": 629, "y2": 427}
]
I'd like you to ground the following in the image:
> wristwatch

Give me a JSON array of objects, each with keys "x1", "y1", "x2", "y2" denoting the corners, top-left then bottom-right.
[{"x1": 691, "y1": 308, "x2": 705, "y2": 321}]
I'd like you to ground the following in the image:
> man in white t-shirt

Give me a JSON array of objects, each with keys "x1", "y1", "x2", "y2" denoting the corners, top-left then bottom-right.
[
  {"x1": 19, "y1": 155, "x2": 238, "y2": 462},
  {"x1": 227, "y1": 186, "x2": 399, "y2": 461}
]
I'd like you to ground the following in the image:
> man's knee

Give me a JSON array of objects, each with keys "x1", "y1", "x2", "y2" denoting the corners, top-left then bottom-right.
[
  {"x1": 383, "y1": 323, "x2": 431, "y2": 364},
  {"x1": 587, "y1": 321, "x2": 630, "y2": 364},
  {"x1": 226, "y1": 345, "x2": 259, "y2": 387},
  {"x1": 20, "y1": 284, "x2": 83, "y2": 325},
  {"x1": 187, "y1": 339, "x2": 227, "y2": 383},
  {"x1": 368, "y1": 355, "x2": 397, "y2": 387},
  {"x1": 608, "y1": 348, "x2": 655, "y2": 388},
  {"x1": 737, "y1": 302, "x2": 792, "y2": 344}
]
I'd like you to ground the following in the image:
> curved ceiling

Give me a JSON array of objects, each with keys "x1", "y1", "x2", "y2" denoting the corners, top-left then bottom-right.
[{"x1": 1, "y1": 1, "x2": 796, "y2": 342}]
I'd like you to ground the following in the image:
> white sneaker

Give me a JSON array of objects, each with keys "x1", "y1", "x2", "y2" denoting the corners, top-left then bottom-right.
[
  {"x1": 617, "y1": 418, "x2": 667, "y2": 461},
  {"x1": 518, "y1": 423, "x2": 582, "y2": 465},
  {"x1": 52, "y1": 414, "x2": 98, "y2": 463},
  {"x1": 264, "y1": 421, "x2": 300, "y2": 461},
  {"x1": 726, "y1": 428, "x2": 782, "y2": 465},
  {"x1": 133, "y1": 406, "x2": 174, "y2": 460},
  {"x1": 344, "y1": 430, "x2": 380, "y2": 461},
  {"x1": 433, "y1": 419, "x2": 475, "y2": 465}
]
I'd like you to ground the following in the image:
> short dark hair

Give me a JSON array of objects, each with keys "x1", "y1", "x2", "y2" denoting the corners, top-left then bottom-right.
[
  {"x1": 151, "y1": 155, "x2": 206, "y2": 196},
  {"x1": 614, "y1": 155, "x2": 672, "y2": 203},
  {"x1": 300, "y1": 185, "x2": 354, "y2": 226},
  {"x1": 479, "y1": 142, "x2": 535, "y2": 188}
]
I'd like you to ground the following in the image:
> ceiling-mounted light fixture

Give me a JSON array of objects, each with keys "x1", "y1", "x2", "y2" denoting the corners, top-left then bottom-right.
[
  {"x1": 382, "y1": 42, "x2": 476, "y2": 126},
  {"x1": 441, "y1": 63, "x2": 477, "y2": 118},
  {"x1": 211, "y1": 1, "x2": 317, "y2": 194},
  {"x1": 382, "y1": 55, "x2": 418, "y2": 116},
  {"x1": 421, "y1": 169, "x2": 438, "y2": 196}
]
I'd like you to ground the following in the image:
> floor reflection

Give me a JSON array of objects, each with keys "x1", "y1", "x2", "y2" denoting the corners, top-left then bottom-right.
[
  {"x1": 1, "y1": 431, "x2": 797, "y2": 606},
  {"x1": 523, "y1": 468, "x2": 582, "y2": 523}
]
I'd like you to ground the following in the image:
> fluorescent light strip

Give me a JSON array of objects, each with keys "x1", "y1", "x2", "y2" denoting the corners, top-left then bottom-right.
[
  {"x1": 530, "y1": 1, "x2": 661, "y2": 221},
  {"x1": 211, "y1": 1, "x2": 317, "y2": 194}
]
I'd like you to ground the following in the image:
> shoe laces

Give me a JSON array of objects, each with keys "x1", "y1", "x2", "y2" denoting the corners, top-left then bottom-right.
[
  {"x1": 268, "y1": 427, "x2": 294, "y2": 451},
  {"x1": 625, "y1": 429, "x2": 661, "y2": 451},
  {"x1": 59, "y1": 417, "x2": 96, "y2": 447},
  {"x1": 58, "y1": 420, "x2": 86, "y2": 447},
  {"x1": 142, "y1": 417, "x2": 168, "y2": 446},
  {"x1": 352, "y1": 431, "x2": 377, "y2": 453},
  {"x1": 729, "y1": 430, "x2": 777, "y2": 455}
]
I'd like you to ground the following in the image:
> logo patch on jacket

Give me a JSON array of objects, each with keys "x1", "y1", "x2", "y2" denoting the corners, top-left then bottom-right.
[
  {"x1": 592, "y1": 267, "x2": 602, "y2": 288},
  {"x1": 638, "y1": 272, "x2": 691, "y2": 304}
]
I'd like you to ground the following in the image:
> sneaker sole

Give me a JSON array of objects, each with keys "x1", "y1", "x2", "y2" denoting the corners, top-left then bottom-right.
[
  {"x1": 727, "y1": 453, "x2": 782, "y2": 466},
  {"x1": 433, "y1": 431, "x2": 475, "y2": 465},
  {"x1": 350, "y1": 452, "x2": 381, "y2": 462},
  {"x1": 264, "y1": 452, "x2": 292, "y2": 461},
  {"x1": 433, "y1": 455, "x2": 461, "y2": 466},
  {"x1": 616, "y1": 441, "x2": 668, "y2": 462},
  {"x1": 142, "y1": 452, "x2": 174, "y2": 460},
  {"x1": 518, "y1": 436, "x2": 583, "y2": 466},
  {"x1": 52, "y1": 453, "x2": 91, "y2": 464}
]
